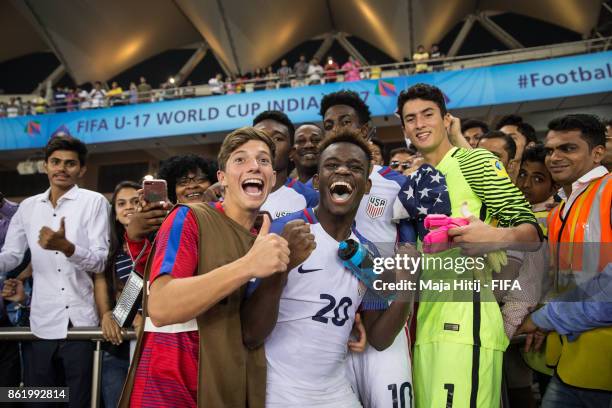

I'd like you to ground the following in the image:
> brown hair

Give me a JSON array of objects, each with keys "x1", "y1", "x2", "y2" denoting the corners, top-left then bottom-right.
[
  {"x1": 45, "y1": 135, "x2": 88, "y2": 165},
  {"x1": 217, "y1": 126, "x2": 276, "y2": 171}
]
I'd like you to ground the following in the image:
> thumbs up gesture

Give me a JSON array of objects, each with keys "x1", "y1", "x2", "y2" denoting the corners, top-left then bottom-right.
[
  {"x1": 39, "y1": 217, "x2": 74, "y2": 255},
  {"x1": 245, "y1": 215, "x2": 290, "y2": 279}
]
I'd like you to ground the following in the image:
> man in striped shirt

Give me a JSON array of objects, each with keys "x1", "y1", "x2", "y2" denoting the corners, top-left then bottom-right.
[{"x1": 397, "y1": 83, "x2": 541, "y2": 408}]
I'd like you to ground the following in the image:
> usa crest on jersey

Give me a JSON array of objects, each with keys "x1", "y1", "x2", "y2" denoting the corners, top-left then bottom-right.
[{"x1": 366, "y1": 195, "x2": 387, "y2": 219}]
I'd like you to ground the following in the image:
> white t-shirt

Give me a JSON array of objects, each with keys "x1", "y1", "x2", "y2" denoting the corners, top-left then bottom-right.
[
  {"x1": 266, "y1": 210, "x2": 365, "y2": 407},
  {"x1": 208, "y1": 78, "x2": 223, "y2": 94}
]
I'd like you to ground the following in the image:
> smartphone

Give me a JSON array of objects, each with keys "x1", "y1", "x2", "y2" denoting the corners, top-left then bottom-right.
[{"x1": 143, "y1": 179, "x2": 168, "y2": 203}]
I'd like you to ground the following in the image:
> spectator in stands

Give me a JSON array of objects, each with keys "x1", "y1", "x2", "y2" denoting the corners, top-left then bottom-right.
[
  {"x1": 413, "y1": 45, "x2": 429, "y2": 73},
  {"x1": 14, "y1": 97, "x2": 23, "y2": 115},
  {"x1": 389, "y1": 147, "x2": 415, "y2": 174},
  {"x1": 78, "y1": 87, "x2": 91, "y2": 110},
  {"x1": 429, "y1": 44, "x2": 444, "y2": 71},
  {"x1": 33, "y1": 90, "x2": 48, "y2": 115},
  {"x1": 0, "y1": 102, "x2": 6, "y2": 118},
  {"x1": 277, "y1": 59, "x2": 292, "y2": 89},
  {"x1": 89, "y1": 81, "x2": 107, "y2": 109},
  {"x1": 496, "y1": 114, "x2": 538, "y2": 180},
  {"x1": 516, "y1": 144, "x2": 557, "y2": 237},
  {"x1": 166, "y1": 79, "x2": 178, "y2": 100},
  {"x1": 265, "y1": 66, "x2": 277, "y2": 90},
  {"x1": 253, "y1": 68, "x2": 265, "y2": 90},
  {"x1": 107, "y1": 81, "x2": 123, "y2": 106},
  {"x1": 128, "y1": 82, "x2": 138, "y2": 104},
  {"x1": 65, "y1": 88, "x2": 77, "y2": 112},
  {"x1": 235, "y1": 76, "x2": 246, "y2": 94},
  {"x1": 603, "y1": 119, "x2": 612, "y2": 171},
  {"x1": 54, "y1": 87, "x2": 67, "y2": 113},
  {"x1": 290, "y1": 123, "x2": 323, "y2": 185},
  {"x1": 477, "y1": 130, "x2": 517, "y2": 171},
  {"x1": 94, "y1": 181, "x2": 143, "y2": 408},
  {"x1": 6, "y1": 99, "x2": 18, "y2": 118},
  {"x1": 293, "y1": 54, "x2": 309, "y2": 86},
  {"x1": 155, "y1": 82, "x2": 167, "y2": 102},
  {"x1": 342, "y1": 56, "x2": 362, "y2": 82},
  {"x1": 223, "y1": 77, "x2": 236, "y2": 95},
  {"x1": 324, "y1": 55, "x2": 339, "y2": 83},
  {"x1": 307, "y1": 57, "x2": 324, "y2": 85},
  {"x1": 369, "y1": 59, "x2": 382, "y2": 79},
  {"x1": 137, "y1": 76, "x2": 153, "y2": 102},
  {"x1": 461, "y1": 119, "x2": 489, "y2": 148},
  {"x1": 182, "y1": 80, "x2": 196, "y2": 98},
  {"x1": 368, "y1": 138, "x2": 385, "y2": 166},
  {"x1": 0, "y1": 135, "x2": 110, "y2": 406},
  {"x1": 19, "y1": 100, "x2": 30, "y2": 116},
  {"x1": 208, "y1": 73, "x2": 224, "y2": 95}
]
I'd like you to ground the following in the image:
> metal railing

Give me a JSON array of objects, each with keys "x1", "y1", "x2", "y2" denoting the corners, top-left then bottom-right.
[
  {"x1": 1, "y1": 36, "x2": 609, "y2": 116},
  {"x1": 0, "y1": 327, "x2": 528, "y2": 407},
  {"x1": 0, "y1": 327, "x2": 136, "y2": 408}
]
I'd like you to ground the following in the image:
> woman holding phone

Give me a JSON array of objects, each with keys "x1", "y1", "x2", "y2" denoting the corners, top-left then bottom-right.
[{"x1": 94, "y1": 180, "x2": 144, "y2": 408}]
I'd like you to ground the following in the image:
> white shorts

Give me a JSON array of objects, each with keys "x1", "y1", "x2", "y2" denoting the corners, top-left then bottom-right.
[
  {"x1": 266, "y1": 380, "x2": 362, "y2": 408},
  {"x1": 346, "y1": 327, "x2": 414, "y2": 408}
]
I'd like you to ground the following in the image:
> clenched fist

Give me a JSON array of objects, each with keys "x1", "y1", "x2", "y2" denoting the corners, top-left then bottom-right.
[
  {"x1": 281, "y1": 219, "x2": 316, "y2": 271},
  {"x1": 245, "y1": 215, "x2": 290, "y2": 278},
  {"x1": 1, "y1": 279, "x2": 26, "y2": 303},
  {"x1": 39, "y1": 217, "x2": 74, "y2": 256}
]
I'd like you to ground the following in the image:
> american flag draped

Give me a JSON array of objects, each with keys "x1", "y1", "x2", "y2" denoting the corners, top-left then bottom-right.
[{"x1": 394, "y1": 164, "x2": 451, "y2": 241}]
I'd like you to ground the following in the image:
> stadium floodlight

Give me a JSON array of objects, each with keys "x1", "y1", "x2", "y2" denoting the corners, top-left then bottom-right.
[{"x1": 169, "y1": 77, "x2": 175, "y2": 84}]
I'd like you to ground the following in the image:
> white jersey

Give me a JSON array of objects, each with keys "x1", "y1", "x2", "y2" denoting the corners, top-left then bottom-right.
[
  {"x1": 261, "y1": 185, "x2": 309, "y2": 220},
  {"x1": 267, "y1": 209, "x2": 365, "y2": 407},
  {"x1": 350, "y1": 166, "x2": 415, "y2": 408},
  {"x1": 355, "y1": 165, "x2": 409, "y2": 249}
]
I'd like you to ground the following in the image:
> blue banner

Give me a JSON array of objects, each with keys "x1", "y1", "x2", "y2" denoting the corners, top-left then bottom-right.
[{"x1": 1, "y1": 51, "x2": 611, "y2": 151}]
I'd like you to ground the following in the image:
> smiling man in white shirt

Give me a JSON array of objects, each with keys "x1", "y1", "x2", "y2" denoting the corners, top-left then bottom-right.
[{"x1": 0, "y1": 135, "x2": 110, "y2": 407}]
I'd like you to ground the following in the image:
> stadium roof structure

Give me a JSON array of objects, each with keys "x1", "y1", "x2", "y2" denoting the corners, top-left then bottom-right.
[{"x1": 1, "y1": 0, "x2": 606, "y2": 85}]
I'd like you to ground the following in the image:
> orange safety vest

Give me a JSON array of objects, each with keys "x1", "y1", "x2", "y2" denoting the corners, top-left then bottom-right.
[{"x1": 545, "y1": 173, "x2": 612, "y2": 391}]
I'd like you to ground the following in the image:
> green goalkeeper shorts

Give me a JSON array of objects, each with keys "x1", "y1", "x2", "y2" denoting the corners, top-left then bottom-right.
[{"x1": 414, "y1": 342, "x2": 503, "y2": 408}]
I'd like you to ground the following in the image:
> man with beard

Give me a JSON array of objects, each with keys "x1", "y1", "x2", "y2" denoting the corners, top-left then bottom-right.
[
  {"x1": 254, "y1": 111, "x2": 318, "y2": 219},
  {"x1": 259, "y1": 130, "x2": 415, "y2": 407}
]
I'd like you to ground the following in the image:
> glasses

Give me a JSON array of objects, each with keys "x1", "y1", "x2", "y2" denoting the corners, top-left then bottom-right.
[
  {"x1": 176, "y1": 175, "x2": 208, "y2": 187},
  {"x1": 390, "y1": 161, "x2": 411, "y2": 171}
]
